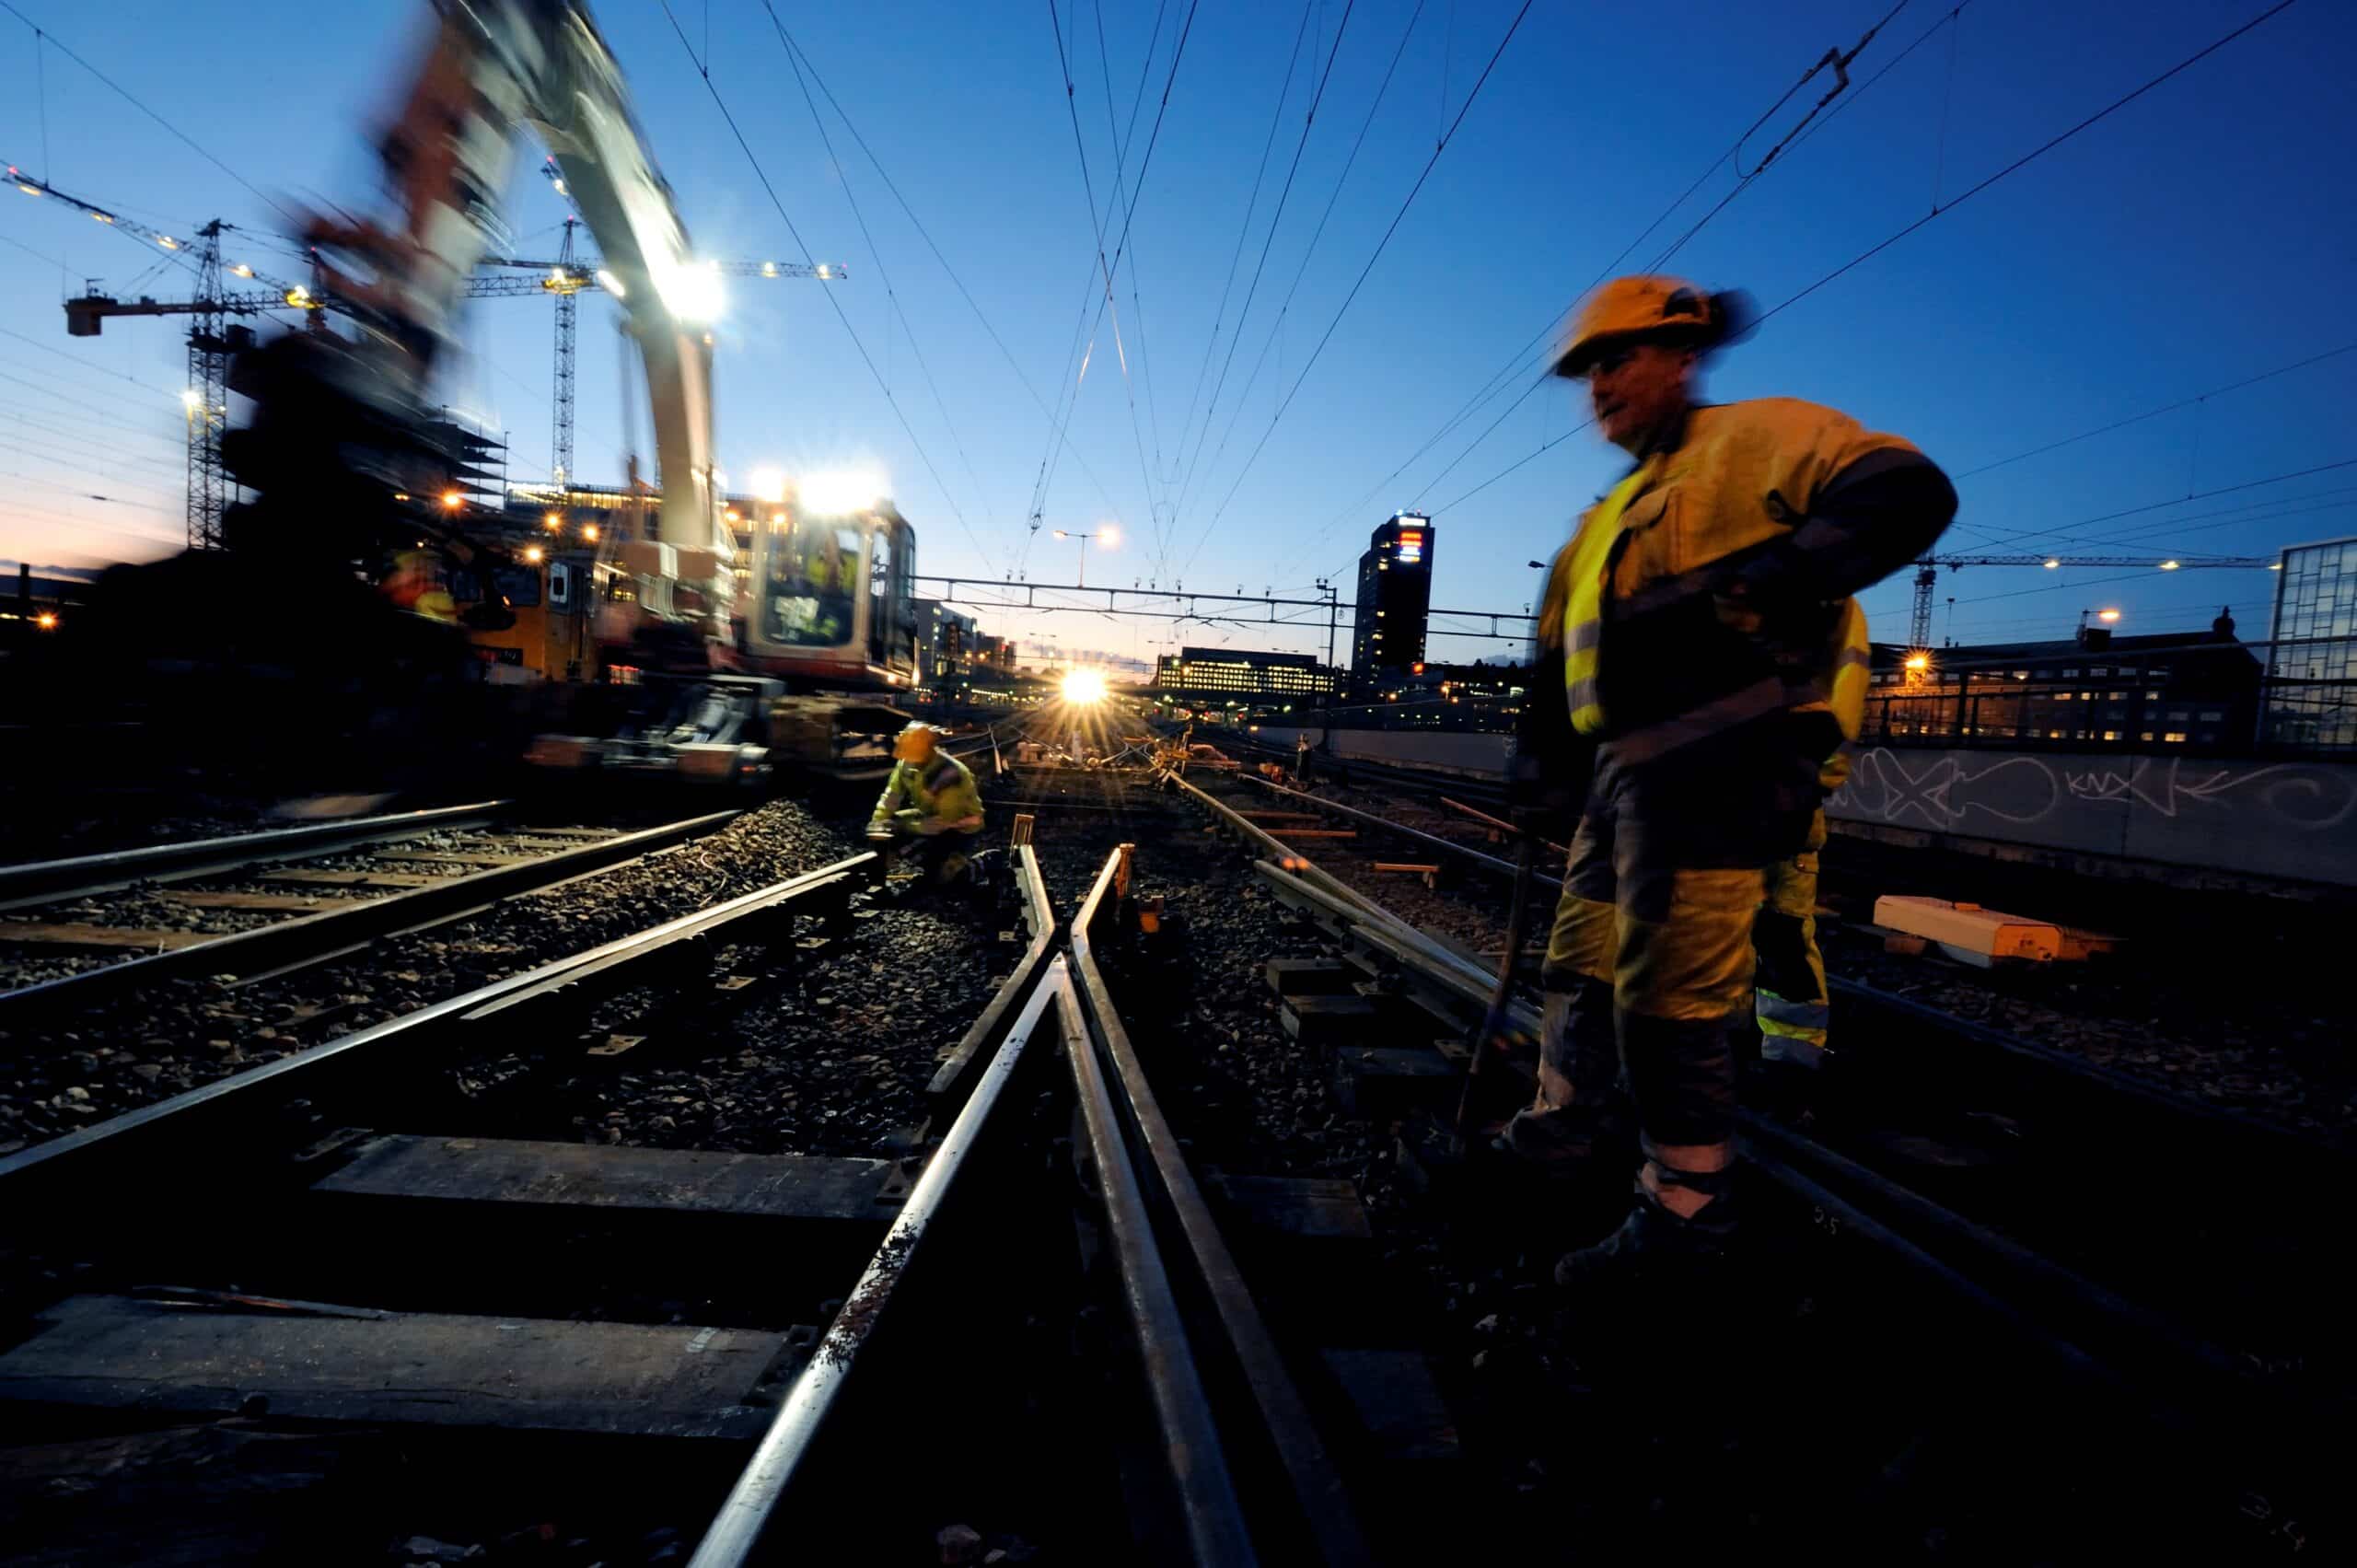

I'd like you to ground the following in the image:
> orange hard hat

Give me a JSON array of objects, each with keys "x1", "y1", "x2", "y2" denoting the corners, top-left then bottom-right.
[
  {"x1": 1552, "y1": 275, "x2": 1755, "y2": 378},
  {"x1": 893, "y1": 722, "x2": 945, "y2": 763}
]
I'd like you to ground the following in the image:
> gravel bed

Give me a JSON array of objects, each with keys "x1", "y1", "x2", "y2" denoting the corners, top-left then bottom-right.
[
  {"x1": 0, "y1": 801, "x2": 865, "y2": 1156},
  {"x1": 449, "y1": 899, "x2": 1008, "y2": 1159},
  {"x1": 1819, "y1": 914, "x2": 2357, "y2": 1143}
]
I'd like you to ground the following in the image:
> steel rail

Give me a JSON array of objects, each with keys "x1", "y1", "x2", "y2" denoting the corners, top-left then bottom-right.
[
  {"x1": 1072, "y1": 848, "x2": 1373, "y2": 1566},
  {"x1": 0, "y1": 848, "x2": 878, "y2": 1194},
  {"x1": 1055, "y1": 966, "x2": 1259, "y2": 1567},
  {"x1": 924, "y1": 838, "x2": 1059, "y2": 1113},
  {"x1": 0, "y1": 809, "x2": 743, "y2": 1024},
  {"x1": 686, "y1": 936, "x2": 1066, "y2": 1568},
  {"x1": 1248, "y1": 851, "x2": 2314, "y2": 1413},
  {"x1": 1228, "y1": 771, "x2": 1562, "y2": 892},
  {"x1": 0, "y1": 800, "x2": 509, "y2": 911}
]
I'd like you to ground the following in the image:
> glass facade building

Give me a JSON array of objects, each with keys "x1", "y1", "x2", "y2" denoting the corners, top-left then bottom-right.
[{"x1": 2265, "y1": 537, "x2": 2357, "y2": 749}]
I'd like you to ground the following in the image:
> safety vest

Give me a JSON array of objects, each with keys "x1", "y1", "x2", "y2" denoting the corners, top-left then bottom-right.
[
  {"x1": 1804, "y1": 598, "x2": 1871, "y2": 790},
  {"x1": 1559, "y1": 457, "x2": 1661, "y2": 735}
]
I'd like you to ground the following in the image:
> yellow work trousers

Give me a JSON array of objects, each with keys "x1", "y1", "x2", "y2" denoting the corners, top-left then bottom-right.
[
  {"x1": 1538, "y1": 733, "x2": 1819, "y2": 1148},
  {"x1": 1753, "y1": 808, "x2": 1831, "y2": 1067}
]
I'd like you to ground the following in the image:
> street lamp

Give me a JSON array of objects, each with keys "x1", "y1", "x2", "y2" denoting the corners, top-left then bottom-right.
[{"x1": 1052, "y1": 525, "x2": 1119, "y2": 587}]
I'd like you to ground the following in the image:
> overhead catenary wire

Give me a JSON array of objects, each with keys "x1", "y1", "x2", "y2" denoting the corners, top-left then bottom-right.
[
  {"x1": 1283, "y1": 0, "x2": 1944, "y2": 577},
  {"x1": 1757, "y1": 0, "x2": 2304, "y2": 330},
  {"x1": 655, "y1": 1, "x2": 995, "y2": 570},
  {"x1": 774, "y1": 15, "x2": 1001, "y2": 555},
  {"x1": 0, "y1": 324, "x2": 180, "y2": 399},
  {"x1": 1045, "y1": 0, "x2": 1165, "y2": 577},
  {"x1": 759, "y1": 14, "x2": 1127, "y2": 525},
  {"x1": 1160, "y1": 2, "x2": 1317, "y2": 567},
  {"x1": 1026, "y1": 0, "x2": 1204, "y2": 575},
  {"x1": 1183, "y1": 0, "x2": 1536, "y2": 575},
  {"x1": 0, "y1": 0, "x2": 301, "y2": 229},
  {"x1": 1167, "y1": 0, "x2": 1359, "y2": 556},
  {"x1": 1174, "y1": 0, "x2": 1429, "y2": 548},
  {"x1": 1418, "y1": 0, "x2": 2309, "y2": 544}
]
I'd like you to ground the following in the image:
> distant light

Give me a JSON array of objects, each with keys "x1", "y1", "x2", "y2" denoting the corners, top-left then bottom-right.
[
  {"x1": 394, "y1": 493, "x2": 411, "y2": 502},
  {"x1": 91, "y1": 211, "x2": 114, "y2": 225},
  {"x1": 702, "y1": 331, "x2": 714, "y2": 346},
  {"x1": 799, "y1": 470, "x2": 886, "y2": 517},
  {"x1": 17, "y1": 182, "x2": 41, "y2": 197},
  {"x1": 544, "y1": 511, "x2": 563, "y2": 528},
  {"x1": 2269, "y1": 562, "x2": 2283, "y2": 571},
  {"x1": 284, "y1": 285, "x2": 313, "y2": 308},
  {"x1": 34, "y1": 610, "x2": 58, "y2": 631},
  {"x1": 581, "y1": 523, "x2": 598, "y2": 541},
  {"x1": 2043, "y1": 559, "x2": 2061, "y2": 569},
  {"x1": 157, "y1": 236, "x2": 179, "y2": 250},
  {"x1": 659, "y1": 259, "x2": 725, "y2": 323},
  {"x1": 2159, "y1": 559, "x2": 2181, "y2": 571},
  {"x1": 523, "y1": 546, "x2": 545, "y2": 564},
  {"x1": 441, "y1": 490, "x2": 464, "y2": 510},
  {"x1": 1053, "y1": 529, "x2": 1069, "y2": 540},
  {"x1": 815, "y1": 263, "x2": 831, "y2": 280},
  {"x1": 551, "y1": 178, "x2": 568, "y2": 196},
  {"x1": 550, "y1": 268, "x2": 567, "y2": 285},
  {"x1": 724, "y1": 508, "x2": 741, "y2": 523},
  {"x1": 2096, "y1": 609, "x2": 2121, "y2": 623},
  {"x1": 749, "y1": 467, "x2": 786, "y2": 505},
  {"x1": 595, "y1": 269, "x2": 624, "y2": 297},
  {"x1": 761, "y1": 261, "x2": 779, "y2": 277},
  {"x1": 1903, "y1": 652, "x2": 1932, "y2": 672},
  {"x1": 228, "y1": 263, "x2": 253, "y2": 278},
  {"x1": 180, "y1": 389, "x2": 203, "y2": 412},
  {"x1": 1099, "y1": 525, "x2": 1120, "y2": 549}
]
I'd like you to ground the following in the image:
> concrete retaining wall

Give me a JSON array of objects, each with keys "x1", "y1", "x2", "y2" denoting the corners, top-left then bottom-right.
[
  {"x1": 1245, "y1": 726, "x2": 1513, "y2": 778},
  {"x1": 1237, "y1": 726, "x2": 2357, "y2": 892},
  {"x1": 1827, "y1": 747, "x2": 2357, "y2": 889}
]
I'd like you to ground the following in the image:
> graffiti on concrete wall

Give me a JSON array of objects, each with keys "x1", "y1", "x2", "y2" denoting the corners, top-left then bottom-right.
[
  {"x1": 1828, "y1": 747, "x2": 2357, "y2": 886},
  {"x1": 1833, "y1": 748, "x2": 2357, "y2": 831}
]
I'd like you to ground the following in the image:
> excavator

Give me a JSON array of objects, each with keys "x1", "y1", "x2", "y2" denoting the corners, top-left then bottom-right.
[{"x1": 75, "y1": 0, "x2": 916, "y2": 793}]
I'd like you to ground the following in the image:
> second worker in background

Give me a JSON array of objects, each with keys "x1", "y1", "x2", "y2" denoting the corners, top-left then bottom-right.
[
  {"x1": 868, "y1": 722, "x2": 985, "y2": 889},
  {"x1": 1510, "y1": 275, "x2": 1956, "y2": 1294}
]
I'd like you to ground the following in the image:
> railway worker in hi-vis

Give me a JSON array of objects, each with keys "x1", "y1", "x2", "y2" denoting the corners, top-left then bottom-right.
[
  {"x1": 1504, "y1": 274, "x2": 1955, "y2": 1295},
  {"x1": 868, "y1": 723, "x2": 985, "y2": 887}
]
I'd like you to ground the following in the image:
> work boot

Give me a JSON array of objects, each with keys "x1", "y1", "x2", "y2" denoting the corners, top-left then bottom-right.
[{"x1": 1554, "y1": 1186, "x2": 1736, "y2": 1295}]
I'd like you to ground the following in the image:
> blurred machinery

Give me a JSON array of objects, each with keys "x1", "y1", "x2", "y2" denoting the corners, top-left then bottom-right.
[{"x1": 29, "y1": 0, "x2": 920, "y2": 790}]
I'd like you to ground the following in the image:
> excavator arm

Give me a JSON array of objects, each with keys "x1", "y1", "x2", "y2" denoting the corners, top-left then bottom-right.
[{"x1": 296, "y1": 0, "x2": 730, "y2": 642}]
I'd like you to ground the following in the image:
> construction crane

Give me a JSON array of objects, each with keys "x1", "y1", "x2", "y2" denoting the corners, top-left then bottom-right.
[
  {"x1": 16, "y1": 165, "x2": 314, "y2": 549},
  {"x1": 23, "y1": 166, "x2": 843, "y2": 546},
  {"x1": 1904, "y1": 553, "x2": 2280, "y2": 647},
  {"x1": 477, "y1": 162, "x2": 844, "y2": 494}
]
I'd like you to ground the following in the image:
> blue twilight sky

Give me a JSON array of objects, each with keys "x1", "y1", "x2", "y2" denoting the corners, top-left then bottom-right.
[{"x1": 2, "y1": 0, "x2": 2352, "y2": 664}]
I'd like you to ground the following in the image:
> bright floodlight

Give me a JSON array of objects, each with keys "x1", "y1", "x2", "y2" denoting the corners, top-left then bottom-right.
[
  {"x1": 1903, "y1": 652, "x2": 1931, "y2": 672},
  {"x1": 749, "y1": 467, "x2": 787, "y2": 505},
  {"x1": 798, "y1": 470, "x2": 886, "y2": 517},
  {"x1": 1099, "y1": 525, "x2": 1120, "y2": 548},
  {"x1": 1062, "y1": 668, "x2": 1109, "y2": 704},
  {"x1": 180, "y1": 389, "x2": 203, "y2": 412},
  {"x1": 2097, "y1": 608, "x2": 2121, "y2": 622},
  {"x1": 660, "y1": 259, "x2": 725, "y2": 323}
]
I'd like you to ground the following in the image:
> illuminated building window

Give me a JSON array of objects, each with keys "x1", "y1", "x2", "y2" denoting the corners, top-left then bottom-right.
[{"x1": 2164, "y1": 731, "x2": 2188, "y2": 743}]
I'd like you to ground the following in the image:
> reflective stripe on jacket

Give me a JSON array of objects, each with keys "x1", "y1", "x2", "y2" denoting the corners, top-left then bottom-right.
[
  {"x1": 1554, "y1": 398, "x2": 1953, "y2": 759},
  {"x1": 1560, "y1": 458, "x2": 1661, "y2": 735},
  {"x1": 871, "y1": 751, "x2": 982, "y2": 828}
]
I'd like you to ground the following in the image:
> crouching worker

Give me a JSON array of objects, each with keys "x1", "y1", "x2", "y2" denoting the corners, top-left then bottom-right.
[{"x1": 868, "y1": 723, "x2": 984, "y2": 887}]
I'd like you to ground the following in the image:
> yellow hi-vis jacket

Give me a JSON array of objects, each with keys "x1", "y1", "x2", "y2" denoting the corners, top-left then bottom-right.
[
  {"x1": 1555, "y1": 398, "x2": 1951, "y2": 762},
  {"x1": 871, "y1": 750, "x2": 983, "y2": 831}
]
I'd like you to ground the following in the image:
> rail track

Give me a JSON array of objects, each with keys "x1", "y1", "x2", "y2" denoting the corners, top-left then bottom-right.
[
  {"x1": 5, "y1": 740, "x2": 2337, "y2": 1560},
  {"x1": 0, "y1": 757, "x2": 1370, "y2": 1563},
  {"x1": 1148, "y1": 761, "x2": 2346, "y2": 1557},
  {"x1": 0, "y1": 807, "x2": 745, "y2": 1024}
]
